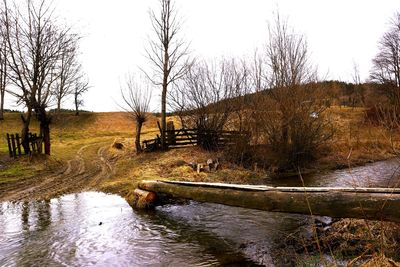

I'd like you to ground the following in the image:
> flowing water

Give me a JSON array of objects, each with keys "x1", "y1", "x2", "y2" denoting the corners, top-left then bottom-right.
[
  {"x1": 272, "y1": 158, "x2": 400, "y2": 188},
  {"x1": 1, "y1": 159, "x2": 399, "y2": 266}
]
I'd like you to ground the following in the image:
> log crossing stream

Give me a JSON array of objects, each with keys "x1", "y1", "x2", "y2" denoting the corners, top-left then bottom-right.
[
  {"x1": 1, "y1": 159, "x2": 400, "y2": 266},
  {"x1": 138, "y1": 180, "x2": 400, "y2": 223}
]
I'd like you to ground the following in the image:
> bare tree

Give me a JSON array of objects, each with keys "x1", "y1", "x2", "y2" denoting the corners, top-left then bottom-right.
[
  {"x1": 171, "y1": 60, "x2": 235, "y2": 131},
  {"x1": 0, "y1": 0, "x2": 78, "y2": 155},
  {"x1": 120, "y1": 74, "x2": 152, "y2": 153},
  {"x1": 351, "y1": 62, "x2": 365, "y2": 106},
  {"x1": 230, "y1": 59, "x2": 252, "y2": 131},
  {"x1": 170, "y1": 59, "x2": 248, "y2": 149},
  {"x1": 370, "y1": 12, "x2": 400, "y2": 105},
  {"x1": 257, "y1": 14, "x2": 332, "y2": 168},
  {"x1": 73, "y1": 74, "x2": 89, "y2": 116},
  {"x1": 265, "y1": 15, "x2": 316, "y2": 89},
  {"x1": 0, "y1": 29, "x2": 6, "y2": 120},
  {"x1": 250, "y1": 48, "x2": 266, "y2": 92},
  {"x1": 146, "y1": 0, "x2": 191, "y2": 149},
  {"x1": 53, "y1": 39, "x2": 80, "y2": 114},
  {"x1": 352, "y1": 62, "x2": 361, "y2": 85}
]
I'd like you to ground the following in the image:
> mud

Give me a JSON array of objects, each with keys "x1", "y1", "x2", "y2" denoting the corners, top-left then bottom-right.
[{"x1": 0, "y1": 142, "x2": 116, "y2": 202}]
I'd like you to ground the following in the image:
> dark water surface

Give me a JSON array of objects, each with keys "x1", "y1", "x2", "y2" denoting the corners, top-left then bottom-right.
[
  {"x1": 1, "y1": 159, "x2": 399, "y2": 266},
  {"x1": 271, "y1": 158, "x2": 400, "y2": 188},
  {"x1": 0, "y1": 192, "x2": 309, "y2": 266}
]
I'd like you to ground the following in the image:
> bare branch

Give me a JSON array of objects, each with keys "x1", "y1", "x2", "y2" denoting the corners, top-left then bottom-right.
[
  {"x1": 370, "y1": 12, "x2": 400, "y2": 104},
  {"x1": 120, "y1": 73, "x2": 152, "y2": 153},
  {"x1": 145, "y1": 0, "x2": 191, "y2": 148}
]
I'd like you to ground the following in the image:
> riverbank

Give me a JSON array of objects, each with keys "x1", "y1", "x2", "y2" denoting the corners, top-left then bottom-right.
[
  {"x1": 1, "y1": 107, "x2": 397, "y2": 183},
  {"x1": 1, "y1": 109, "x2": 400, "y2": 265}
]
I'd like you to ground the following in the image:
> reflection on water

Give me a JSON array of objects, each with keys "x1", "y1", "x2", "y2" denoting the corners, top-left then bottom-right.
[
  {"x1": 0, "y1": 192, "x2": 309, "y2": 266},
  {"x1": 1, "y1": 159, "x2": 399, "y2": 266}
]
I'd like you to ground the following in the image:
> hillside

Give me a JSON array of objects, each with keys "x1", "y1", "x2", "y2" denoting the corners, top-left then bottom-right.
[{"x1": 0, "y1": 107, "x2": 397, "y2": 202}]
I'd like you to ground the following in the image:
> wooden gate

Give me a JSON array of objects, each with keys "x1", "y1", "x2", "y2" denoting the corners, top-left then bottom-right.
[
  {"x1": 142, "y1": 126, "x2": 249, "y2": 151},
  {"x1": 6, "y1": 133, "x2": 43, "y2": 158}
]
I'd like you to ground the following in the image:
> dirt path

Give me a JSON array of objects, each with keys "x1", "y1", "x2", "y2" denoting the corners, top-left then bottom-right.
[{"x1": 0, "y1": 141, "x2": 116, "y2": 202}]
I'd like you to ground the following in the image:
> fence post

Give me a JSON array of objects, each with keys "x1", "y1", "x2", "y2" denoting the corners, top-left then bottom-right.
[
  {"x1": 10, "y1": 134, "x2": 17, "y2": 158},
  {"x1": 31, "y1": 133, "x2": 37, "y2": 153},
  {"x1": 6, "y1": 133, "x2": 13, "y2": 158},
  {"x1": 15, "y1": 133, "x2": 22, "y2": 156},
  {"x1": 157, "y1": 121, "x2": 162, "y2": 135},
  {"x1": 38, "y1": 136, "x2": 43, "y2": 154},
  {"x1": 166, "y1": 121, "x2": 176, "y2": 146}
]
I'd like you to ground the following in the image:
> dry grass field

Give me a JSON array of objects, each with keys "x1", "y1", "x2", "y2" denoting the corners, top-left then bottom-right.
[
  {"x1": 319, "y1": 106, "x2": 397, "y2": 169},
  {"x1": 0, "y1": 107, "x2": 398, "y2": 202}
]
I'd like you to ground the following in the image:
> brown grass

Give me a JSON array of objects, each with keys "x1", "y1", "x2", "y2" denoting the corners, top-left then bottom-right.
[
  {"x1": 0, "y1": 107, "x2": 397, "y2": 193},
  {"x1": 361, "y1": 254, "x2": 400, "y2": 267},
  {"x1": 317, "y1": 106, "x2": 396, "y2": 170}
]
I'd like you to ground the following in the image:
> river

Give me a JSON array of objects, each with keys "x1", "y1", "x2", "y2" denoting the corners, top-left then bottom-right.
[{"x1": 1, "y1": 159, "x2": 399, "y2": 266}]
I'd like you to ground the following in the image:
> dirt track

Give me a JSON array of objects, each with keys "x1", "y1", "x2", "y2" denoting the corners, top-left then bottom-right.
[{"x1": 0, "y1": 142, "x2": 116, "y2": 202}]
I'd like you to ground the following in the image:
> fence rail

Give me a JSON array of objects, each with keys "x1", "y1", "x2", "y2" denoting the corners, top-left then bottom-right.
[
  {"x1": 142, "y1": 128, "x2": 249, "y2": 151},
  {"x1": 6, "y1": 133, "x2": 43, "y2": 158}
]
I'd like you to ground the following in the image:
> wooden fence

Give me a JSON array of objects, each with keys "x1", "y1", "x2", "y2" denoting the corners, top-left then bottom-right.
[
  {"x1": 142, "y1": 128, "x2": 249, "y2": 151},
  {"x1": 6, "y1": 133, "x2": 43, "y2": 158}
]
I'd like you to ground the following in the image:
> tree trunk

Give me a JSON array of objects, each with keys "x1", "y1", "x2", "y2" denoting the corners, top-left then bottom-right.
[
  {"x1": 135, "y1": 121, "x2": 143, "y2": 154},
  {"x1": 139, "y1": 180, "x2": 400, "y2": 223},
  {"x1": 37, "y1": 107, "x2": 51, "y2": 155},
  {"x1": 20, "y1": 108, "x2": 32, "y2": 154},
  {"x1": 74, "y1": 93, "x2": 79, "y2": 116},
  {"x1": 0, "y1": 89, "x2": 4, "y2": 120},
  {"x1": 42, "y1": 122, "x2": 51, "y2": 155},
  {"x1": 161, "y1": 82, "x2": 167, "y2": 149},
  {"x1": 161, "y1": 36, "x2": 169, "y2": 150},
  {"x1": 0, "y1": 48, "x2": 6, "y2": 121},
  {"x1": 56, "y1": 98, "x2": 61, "y2": 114}
]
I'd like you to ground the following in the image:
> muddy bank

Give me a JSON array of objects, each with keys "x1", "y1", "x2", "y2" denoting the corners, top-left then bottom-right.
[{"x1": 0, "y1": 141, "x2": 116, "y2": 202}]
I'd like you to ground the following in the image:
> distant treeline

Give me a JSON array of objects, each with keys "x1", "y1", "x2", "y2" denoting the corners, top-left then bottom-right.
[
  {"x1": 3, "y1": 109, "x2": 22, "y2": 113},
  {"x1": 222, "y1": 81, "x2": 388, "y2": 112},
  {"x1": 172, "y1": 81, "x2": 387, "y2": 118},
  {"x1": 2, "y1": 109, "x2": 91, "y2": 114},
  {"x1": 48, "y1": 108, "x2": 91, "y2": 113},
  {"x1": 317, "y1": 80, "x2": 384, "y2": 108}
]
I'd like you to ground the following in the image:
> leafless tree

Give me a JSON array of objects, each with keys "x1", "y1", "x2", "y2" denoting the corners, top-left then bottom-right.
[
  {"x1": 171, "y1": 60, "x2": 236, "y2": 132},
  {"x1": 0, "y1": 28, "x2": 6, "y2": 120},
  {"x1": 370, "y1": 12, "x2": 400, "y2": 105},
  {"x1": 168, "y1": 83, "x2": 187, "y2": 128},
  {"x1": 250, "y1": 49, "x2": 266, "y2": 93},
  {"x1": 256, "y1": 14, "x2": 332, "y2": 168},
  {"x1": 73, "y1": 74, "x2": 89, "y2": 116},
  {"x1": 53, "y1": 39, "x2": 80, "y2": 114},
  {"x1": 146, "y1": 0, "x2": 191, "y2": 149},
  {"x1": 230, "y1": 59, "x2": 252, "y2": 131},
  {"x1": 120, "y1": 74, "x2": 152, "y2": 153},
  {"x1": 351, "y1": 62, "x2": 365, "y2": 106},
  {"x1": 170, "y1": 59, "x2": 251, "y2": 149},
  {"x1": 352, "y1": 62, "x2": 361, "y2": 85},
  {"x1": 265, "y1": 15, "x2": 316, "y2": 89},
  {"x1": 0, "y1": 0, "x2": 78, "y2": 155}
]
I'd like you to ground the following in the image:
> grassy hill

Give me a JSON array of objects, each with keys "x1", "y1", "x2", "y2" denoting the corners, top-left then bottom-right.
[{"x1": 0, "y1": 107, "x2": 397, "y2": 197}]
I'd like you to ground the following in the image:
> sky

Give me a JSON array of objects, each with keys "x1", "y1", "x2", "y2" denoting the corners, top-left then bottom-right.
[{"x1": 4, "y1": 0, "x2": 400, "y2": 112}]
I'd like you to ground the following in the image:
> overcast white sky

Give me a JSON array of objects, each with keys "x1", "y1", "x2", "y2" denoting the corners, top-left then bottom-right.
[{"x1": 5, "y1": 0, "x2": 400, "y2": 112}]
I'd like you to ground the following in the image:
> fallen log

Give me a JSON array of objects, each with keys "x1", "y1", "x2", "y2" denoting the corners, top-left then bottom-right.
[
  {"x1": 131, "y1": 188, "x2": 158, "y2": 209},
  {"x1": 138, "y1": 180, "x2": 400, "y2": 223}
]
